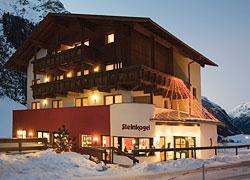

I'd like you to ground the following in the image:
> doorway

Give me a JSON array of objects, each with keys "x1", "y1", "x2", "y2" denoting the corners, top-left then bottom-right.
[{"x1": 174, "y1": 136, "x2": 196, "y2": 159}]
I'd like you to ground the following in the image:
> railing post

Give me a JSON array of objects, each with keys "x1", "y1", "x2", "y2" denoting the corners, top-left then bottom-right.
[
  {"x1": 18, "y1": 139, "x2": 22, "y2": 152},
  {"x1": 236, "y1": 147, "x2": 238, "y2": 155},
  {"x1": 164, "y1": 149, "x2": 167, "y2": 161},
  {"x1": 104, "y1": 148, "x2": 107, "y2": 165},
  {"x1": 111, "y1": 147, "x2": 114, "y2": 164},
  {"x1": 133, "y1": 150, "x2": 136, "y2": 165},
  {"x1": 214, "y1": 148, "x2": 217, "y2": 156}
]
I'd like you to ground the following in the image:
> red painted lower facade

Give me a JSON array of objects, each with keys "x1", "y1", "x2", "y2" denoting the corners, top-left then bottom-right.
[{"x1": 13, "y1": 106, "x2": 110, "y2": 153}]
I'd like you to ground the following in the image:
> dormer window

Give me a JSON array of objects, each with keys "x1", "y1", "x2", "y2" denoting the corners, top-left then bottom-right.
[{"x1": 105, "y1": 33, "x2": 114, "y2": 44}]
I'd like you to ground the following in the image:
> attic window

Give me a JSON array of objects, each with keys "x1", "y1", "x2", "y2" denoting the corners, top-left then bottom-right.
[{"x1": 105, "y1": 33, "x2": 114, "y2": 44}]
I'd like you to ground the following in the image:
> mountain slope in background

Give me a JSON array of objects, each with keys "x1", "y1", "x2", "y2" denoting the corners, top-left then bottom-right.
[
  {"x1": 0, "y1": 0, "x2": 67, "y2": 105},
  {"x1": 229, "y1": 102, "x2": 250, "y2": 134},
  {"x1": 202, "y1": 97, "x2": 241, "y2": 137},
  {"x1": 0, "y1": 96, "x2": 26, "y2": 137}
]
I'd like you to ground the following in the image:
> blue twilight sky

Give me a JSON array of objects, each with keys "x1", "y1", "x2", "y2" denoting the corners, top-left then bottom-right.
[{"x1": 60, "y1": 0, "x2": 250, "y2": 111}]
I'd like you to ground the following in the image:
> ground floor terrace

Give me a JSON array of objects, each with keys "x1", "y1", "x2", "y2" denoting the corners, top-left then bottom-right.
[{"x1": 12, "y1": 103, "x2": 218, "y2": 162}]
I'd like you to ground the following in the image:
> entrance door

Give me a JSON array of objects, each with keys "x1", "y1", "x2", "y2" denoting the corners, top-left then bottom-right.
[{"x1": 174, "y1": 136, "x2": 196, "y2": 159}]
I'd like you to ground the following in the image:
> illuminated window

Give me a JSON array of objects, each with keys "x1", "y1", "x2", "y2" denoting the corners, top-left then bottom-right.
[
  {"x1": 105, "y1": 96, "x2": 113, "y2": 105},
  {"x1": 84, "y1": 40, "x2": 90, "y2": 46},
  {"x1": 56, "y1": 75, "x2": 64, "y2": 81},
  {"x1": 52, "y1": 100, "x2": 62, "y2": 108},
  {"x1": 83, "y1": 69, "x2": 89, "y2": 75},
  {"x1": 32, "y1": 102, "x2": 40, "y2": 109},
  {"x1": 115, "y1": 95, "x2": 122, "y2": 104},
  {"x1": 32, "y1": 79, "x2": 40, "y2": 85},
  {"x1": 81, "y1": 135, "x2": 93, "y2": 147},
  {"x1": 105, "y1": 95, "x2": 122, "y2": 105},
  {"x1": 106, "y1": 64, "x2": 114, "y2": 71},
  {"x1": 37, "y1": 131, "x2": 50, "y2": 143},
  {"x1": 76, "y1": 71, "x2": 82, "y2": 76},
  {"x1": 17, "y1": 130, "x2": 26, "y2": 139},
  {"x1": 75, "y1": 98, "x2": 88, "y2": 107},
  {"x1": 105, "y1": 33, "x2": 114, "y2": 44}
]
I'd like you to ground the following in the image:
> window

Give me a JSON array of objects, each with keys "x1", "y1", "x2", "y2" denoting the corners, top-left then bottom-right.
[
  {"x1": 75, "y1": 98, "x2": 88, "y2": 107},
  {"x1": 37, "y1": 131, "x2": 50, "y2": 143},
  {"x1": 106, "y1": 62, "x2": 123, "y2": 71},
  {"x1": 52, "y1": 100, "x2": 62, "y2": 108},
  {"x1": 105, "y1": 33, "x2": 114, "y2": 44},
  {"x1": 105, "y1": 95, "x2": 122, "y2": 105},
  {"x1": 76, "y1": 71, "x2": 82, "y2": 76},
  {"x1": 17, "y1": 130, "x2": 26, "y2": 139},
  {"x1": 193, "y1": 87, "x2": 197, "y2": 98},
  {"x1": 32, "y1": 79, "x2": 40, "y2": 85},
  {"x1": 115, "y1": 95, "x2": 122, "y2": 104},
  {"x1": 32, "y1": 102, "x2": 40, "y2": 109},
  {"x1": 55, "y1": 75, "x2": 64, "y2": 81},
  {"x1": 83, "y1": 69, "x2": 89, "y2": 75},
  {"x1": 105, "y1": 96, "x2": 113, "y2": 105},
  {"x1": 81, "y1": 135, "x2": 93, "y2": 147},
  {"x1": 84, "y1": 40, "x2": 90, "y2": 46},
  {"x1": 106, "y1": 64, "x2": 114, "y2": 71}
]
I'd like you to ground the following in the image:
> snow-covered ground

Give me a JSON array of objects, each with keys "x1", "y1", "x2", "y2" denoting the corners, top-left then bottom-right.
[
  {"x1": 0, "y1": 97, "x2": 26, "y2": 138},
  {"x1": 1, "y1": 149, "x2": 250, "y2": 180}
]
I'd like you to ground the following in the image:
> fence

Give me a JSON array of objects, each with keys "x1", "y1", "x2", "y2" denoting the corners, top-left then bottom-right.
[
  {"x1": 83, "y1": 144, "x2": 250, "y2": 165},
  {"x1": 0, "y1": 138, "x2": 48, "y2": 153},
  {"x1": 132, "y1": 144, "x2": 250, "y2": 164}
]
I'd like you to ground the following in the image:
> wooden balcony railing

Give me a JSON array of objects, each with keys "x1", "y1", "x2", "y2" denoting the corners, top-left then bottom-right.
[
  {"x1": 33, "y1": 45, "x2": 101, "y2": 73},
  {"x1": 31, "y1": 65, "x2": 173, "y2": 99}
]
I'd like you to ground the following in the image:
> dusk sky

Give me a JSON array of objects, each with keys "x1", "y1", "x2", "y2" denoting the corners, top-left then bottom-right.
[{"x1": 61, "y1": 0, "x2": 250, "y2": 111}]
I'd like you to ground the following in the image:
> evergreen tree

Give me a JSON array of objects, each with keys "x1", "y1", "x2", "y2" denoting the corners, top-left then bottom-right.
[{"x1": 54, "y1": 125, "x2": 75, "y2": 153}]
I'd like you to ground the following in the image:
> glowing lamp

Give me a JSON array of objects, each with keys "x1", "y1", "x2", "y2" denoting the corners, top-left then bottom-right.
[
  {"x1": 28, "y1": 132, "x2": 33, "y2": 137},
  {"x1": 245, "y1": 136, "x2": 249, "y2": 139},
  {"x1": 44, "y1": 76, "x2": 50, "y2": 83},
  {"x1": 66, "y1": 71, "x2": 73, "y2": 78},
  {"x1": 43, "y1": 99, "x2": 47, "y2": 106},
  {"x1": 93, "y1": 136, "x2": 98, "y2": 143},
  {"x1": 132, "y1": 139, "x2": 136, "y2": 145},
  {"x1": 92, "y1": 93, "x2": 99, "y2": 104},
  {"x1": 93, "y1": 66, "x2": 100, "y2": 72}
]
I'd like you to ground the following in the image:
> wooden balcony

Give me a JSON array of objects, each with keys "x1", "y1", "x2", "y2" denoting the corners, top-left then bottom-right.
[
  {"x1": 31, "y1": 65, "x2": 175, "y2": 99},
  {"x1": 33, "y1": 45, "x2": 102, "y2": 73}
]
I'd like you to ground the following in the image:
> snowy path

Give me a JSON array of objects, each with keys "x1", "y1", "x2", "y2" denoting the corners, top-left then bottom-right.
[{"x1": 94, "y1": 161, "x2": 250, "y2": 180}]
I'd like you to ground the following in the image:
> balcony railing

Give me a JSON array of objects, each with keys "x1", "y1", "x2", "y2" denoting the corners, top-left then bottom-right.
[
  {"x1": 33, "y1": 45, "x2": 101, "y2": 73},
  {"x1": 31, "y1": 65, "x2": 173, "y2": 99}
]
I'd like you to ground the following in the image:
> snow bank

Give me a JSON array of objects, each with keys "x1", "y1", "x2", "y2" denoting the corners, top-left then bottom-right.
[
  {"x1": 0, "y1": 97, "x2": 26, "y2": 138},
  {"x1": 1, "y1": 149, "x2": 250, "y2": 179},
  {"x1": 0, "y1": 150, "x2": 122, "y2": 180}
]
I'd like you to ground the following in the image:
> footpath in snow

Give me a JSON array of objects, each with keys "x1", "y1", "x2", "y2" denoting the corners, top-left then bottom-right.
[{"x1": 1, "y1": 149, "x2": 250, "y2": 180}]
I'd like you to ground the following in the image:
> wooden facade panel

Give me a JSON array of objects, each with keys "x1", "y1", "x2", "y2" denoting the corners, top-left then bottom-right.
[{"x1": 131, "y1": 30, "x2": 151, "y2": 67}]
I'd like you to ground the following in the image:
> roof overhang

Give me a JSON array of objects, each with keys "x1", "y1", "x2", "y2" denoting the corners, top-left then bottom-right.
[{"x1": 4, "y1": 13, "x2": 218, "y2": 72}]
